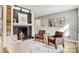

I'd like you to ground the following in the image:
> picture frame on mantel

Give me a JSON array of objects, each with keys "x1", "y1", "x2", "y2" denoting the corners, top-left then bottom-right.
[{"x1": 18, "y1": 13, "x2": 28, "y2": 24}]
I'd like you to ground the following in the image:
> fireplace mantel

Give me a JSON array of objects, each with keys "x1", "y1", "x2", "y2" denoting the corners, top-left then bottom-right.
[{"x1": 13, "y1": 23, "x2": 32, "y2": 26}]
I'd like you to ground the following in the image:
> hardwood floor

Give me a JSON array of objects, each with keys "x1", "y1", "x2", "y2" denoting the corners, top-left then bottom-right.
[
  {"x1": 0, "y1": 47, "x2": 9, "y2": 53},
  {"x1": 0, "y1": 47, "x2": 3, "y2": 53},
  {"x1": 0, "y1": 39, "x2": 78, "y2": 53},
  {"x1": 35, "y1": 39, "x2": 78, "y2": 53},
  {"x1": 63, "y1": 41, "x2": 78, "y2": 53}
]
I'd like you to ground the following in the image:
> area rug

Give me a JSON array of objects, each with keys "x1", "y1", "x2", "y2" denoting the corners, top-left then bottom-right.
[
  {"x1": 18, "y1": 39, "x2": 62, "y2": 53},
  {"x1": 7, "y1": 39, "x2": 62, "y2": 53},
  {"x1": 30, "y1": 43, "x2": 61, "y2": 53}
]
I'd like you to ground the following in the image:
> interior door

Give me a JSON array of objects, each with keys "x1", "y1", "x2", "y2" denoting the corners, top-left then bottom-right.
[{"x1": 35, "y1": 19, "x2": 41, "y2": 34}]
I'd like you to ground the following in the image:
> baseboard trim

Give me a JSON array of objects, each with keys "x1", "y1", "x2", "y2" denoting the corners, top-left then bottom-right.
[{"x1": 65, "y1": 39, "x2": 78, "y2": 43}]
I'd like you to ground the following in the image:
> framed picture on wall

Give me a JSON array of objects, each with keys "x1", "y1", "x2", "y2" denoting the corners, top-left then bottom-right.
[
  {"x1": 48, "y1": 18, "x2": 58, "y2": 27},
  {"x1": 59, "y1": 17, "x2": 65, "y2": 27},
  {"x1": 48, "y1": 17, "x2": 65, "y2": 27},
  {"x1": 18, "y1": 13, "x2": 28, "y2": 24},
  {"x1": 48, "y1": 19, "x2": 52, "y2": 27},
  {"x1": 52, "y1": 18, "x2": 58, "y2": 27}
]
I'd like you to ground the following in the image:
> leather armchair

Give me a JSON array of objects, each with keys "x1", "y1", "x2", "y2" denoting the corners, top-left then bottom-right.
[
  {"x1": 48, "y1": 31, "x2": 64, "y2": 49},
  {"x1": 35, "y1": 30, "x2": 45, "y2": 43}
]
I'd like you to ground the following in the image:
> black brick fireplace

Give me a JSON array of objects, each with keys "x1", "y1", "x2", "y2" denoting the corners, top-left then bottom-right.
[{"x1": 13, "y1": 26, "x2": 32, "y2": 40}]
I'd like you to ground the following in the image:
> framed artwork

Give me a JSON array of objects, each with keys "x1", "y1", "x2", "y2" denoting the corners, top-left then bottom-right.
[
  {"x1": 59, "y1": 17, "x2": 65, "y2": 27},
  {"x1": 18, "y1": 13, "x2": 28, "y2": 24},
  {"x1": 48, "y1": 19, "x2": 52, "y2": 27},
  {"x1": 48, "y1": 18, "x2": 58, "y2": 27},
  {"x1": 48, "y1": 17, "x2": 65, "y2": 27},
  {"x1": 52, "y1": 18, "x2": 58, "y2": 27}
]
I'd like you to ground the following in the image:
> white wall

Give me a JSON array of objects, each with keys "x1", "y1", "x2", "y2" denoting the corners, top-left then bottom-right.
[
  {"x1": 78, "y1": 7, "x2": 79, "y2": 40},
  {"x1": 0, "y1": 6, "x2": 3, "y2": 48},
  {"x1": 77, "y1": 6, "x2": 79, "y2": 53},
  {"x1": 3, "y1": 6, "x2": 7, "y2": 47},
  {"x1": 0, "y1": 7, "x2": 2, "y2": 35},
  {"x1": 35, "y1": 9, "x2": 78, "y2": 41}
]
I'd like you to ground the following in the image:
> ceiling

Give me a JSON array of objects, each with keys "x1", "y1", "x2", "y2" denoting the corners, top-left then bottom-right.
[{"x1": 20, "y1": 5, "x2": 77, "y2": 18}]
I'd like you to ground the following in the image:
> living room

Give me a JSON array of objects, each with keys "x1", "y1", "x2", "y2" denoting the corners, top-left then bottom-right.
[{"x1": 0, "y1": 5, "x2": 79, "y2": 53}]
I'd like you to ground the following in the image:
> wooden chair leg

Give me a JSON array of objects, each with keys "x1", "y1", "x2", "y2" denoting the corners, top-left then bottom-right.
[
  {"x1": 48, "y1": 41, "x2": 49, "y2": 45},
  {"x1": 55, "y1": 45, "x2": 57, "y2": 49},
  {"x1": 43, "y1": 39, "x2": 44, "y2": 43},
  {"x1": 63, "y1": 44, "x2": 64, "y2": 48},
  {"x1": 35, "y1": 37, "x2": 36, "y2": 41}
]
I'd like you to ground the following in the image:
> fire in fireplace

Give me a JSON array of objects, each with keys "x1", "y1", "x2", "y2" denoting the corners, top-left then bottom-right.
[
  {"x1": 18, "y1": 26, "x2": 32, "y2": 40},
  {"x1": 13, "y1": 26, "x2": 32, "y2": 40},
  {"x1": 18, "y1": 30, "x2": 25, "y2": 40}
]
